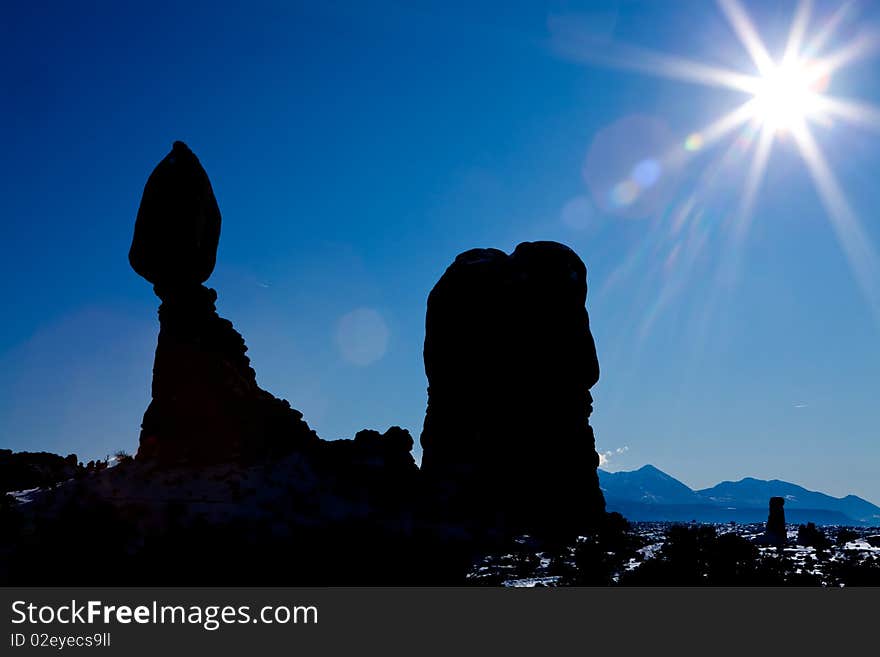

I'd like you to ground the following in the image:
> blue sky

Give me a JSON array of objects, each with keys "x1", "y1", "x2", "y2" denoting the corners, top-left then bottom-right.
[{"x1": 2, "y1": 1, "x2": 879, "y2": 503}]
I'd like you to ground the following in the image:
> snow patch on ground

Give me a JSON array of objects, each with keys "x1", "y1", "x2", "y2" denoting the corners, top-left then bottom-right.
[
  {"x1": 8, "y1": 487, "x2": 43, "y2": 504},
  {"x1": 503, "y1": 576, "x2": 561, "y2": 588}
]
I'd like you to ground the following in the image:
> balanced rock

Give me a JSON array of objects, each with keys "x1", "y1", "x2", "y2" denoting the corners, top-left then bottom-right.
[
  {"x1": 129, "y1": 141, "x2": 221, "y2": 290},
  {"x1": 420, "y1": 241, "x2": 605, "y2": 537},
  {"x1": 130, "y1": 142, "x2": 317, "y2": 463}
]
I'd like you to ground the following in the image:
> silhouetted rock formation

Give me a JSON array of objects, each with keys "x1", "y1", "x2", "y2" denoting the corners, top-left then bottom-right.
[
  {"x1": 0, "y1": 449, "x2": 80, "y2": 493},
  {"x1": 335, "y1": 426, "x2": 419, "y2": 476},
  {"x1": 0, "y1": 420, "x2": 437, "y2": 585},
  {"x1": 0, "y1": 144, "x2": 619, "y2": 585},
  {"x1": 130, "y1": 141, "x2": 220, "y2": 289},
  {"x1": 84, "y1": 141, "x2": 438, "y2": 583},
  {"x1": 764, "y1": 496, "x2": 787, "y2": 546},
  {"x1": 130, "y1": 142, "x2": 318, "y2": 464},
  {"x1": 420, "y1": 241, "x2": 605, "y2": 538},
  {"x1": 319, "y1": 426, "x2": 420, "y2": 508}
]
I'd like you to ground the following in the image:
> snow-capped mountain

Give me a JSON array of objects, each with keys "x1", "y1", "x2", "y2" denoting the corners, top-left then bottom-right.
[
  {"x1": 598, "y1": 464, "x2": 704, "y2": 505},
  {"x1": 599, "y1": 466, "x2": 880, "y2": 526}
]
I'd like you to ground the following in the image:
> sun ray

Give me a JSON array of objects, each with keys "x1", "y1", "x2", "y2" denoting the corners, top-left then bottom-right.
[
  {"x1": 718, "y1": 0, "x2": 775, "y2": 75},
  {"x1": 803, "y1": 1, "x2": 853, "y2": 56},
  {"x1": 791, "y1": 120, "x2": 880, "y2": 321},
  {"x1": 813, "y1": 95, "x2": 880, "y2": 133},
  {"x1": 694, "y1": 99, "x2": 759, "y2": 148},
  {"x1": 734, "y1": 123, "x2": 774, "y2": 240},
  {"x1": 666, "y1": 100, "x2": 758, "y2": 171},
  {"x1": 551, "y1": 29, "x2": 761, "y2": 94},
  {"x1": 807, "y1": 31, "x2": 880, "y2": 83},
  {"x1": 623, "y1": 49, "x2": 761, "y2": 94},
  {"x1": 783, "y1": 0, "x2": 812, "y2": 65},
  {"x1": 636, "y1": 124, "x2": 762, "y2": 339},
  {"x1": 686, "y1": 124, "x2": 764, "y2": 353}
]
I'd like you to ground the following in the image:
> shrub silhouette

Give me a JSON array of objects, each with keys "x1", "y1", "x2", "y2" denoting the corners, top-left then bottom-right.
[
  {"x1": 835, "y1": 527, "x2": 859, "y2": 545},
  {"x1": 621, "y1": 525, "x2": 772, "y2": 585},
  {"x1": 797, "y1": 522, "x2": 830, "y2": 549}
]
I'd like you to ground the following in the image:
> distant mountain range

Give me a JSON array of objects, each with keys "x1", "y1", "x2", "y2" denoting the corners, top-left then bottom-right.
[{"x1": 599, "y1": 465, "x2": 880, "y2": 526}]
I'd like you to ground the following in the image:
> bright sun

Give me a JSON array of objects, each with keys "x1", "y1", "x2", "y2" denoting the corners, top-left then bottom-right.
[
  {"x1": 559, "y1": 0, "x2": 880, "y2": 322},
  {"x1": 750, "y1": 60, "x2": 822, "y2": 132}
]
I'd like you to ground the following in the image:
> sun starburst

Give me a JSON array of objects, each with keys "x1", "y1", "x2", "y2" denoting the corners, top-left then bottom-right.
[{"x1": 555, "y1": 0, "x2": 880, "y2": 323}]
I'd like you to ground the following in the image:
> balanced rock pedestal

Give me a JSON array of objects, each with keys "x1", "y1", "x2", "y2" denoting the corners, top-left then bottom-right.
[
  {"x1": 130, "y1": 142, "x2": 317, "y2": 463},
  {"x1": 420, "y1": 241, "x2": 606, "y2": 538}
]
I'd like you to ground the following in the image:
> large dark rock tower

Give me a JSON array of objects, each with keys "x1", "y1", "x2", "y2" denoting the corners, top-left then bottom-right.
[{"x1": 420, "y1": 241, "x2": 606, "y2": 537}]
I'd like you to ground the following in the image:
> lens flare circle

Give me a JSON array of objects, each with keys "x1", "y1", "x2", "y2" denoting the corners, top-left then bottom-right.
[{"x1": 336, "y1": 308, "x2": 389, "y2": 366}]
